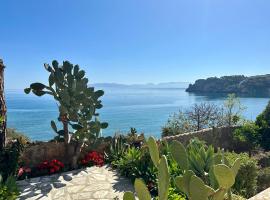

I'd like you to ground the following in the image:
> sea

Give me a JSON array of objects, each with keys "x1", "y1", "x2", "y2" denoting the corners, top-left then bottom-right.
[{"x1": 6, "y1": 86, "x2": 270, "y2": 141}]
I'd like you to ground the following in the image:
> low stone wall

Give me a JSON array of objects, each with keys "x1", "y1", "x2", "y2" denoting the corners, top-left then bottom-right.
[
  {"x1": 20, "y1": 137, "x2": 112, "y2": 167},
  {"x1": 20, "y1": 141, "x2": 66, "y2": 167},
  {"x1": 163, "y1": 126, "x2": 241, "y2": 150}
]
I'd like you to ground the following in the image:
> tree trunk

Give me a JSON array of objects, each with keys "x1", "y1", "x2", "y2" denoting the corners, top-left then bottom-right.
[
  {"x1": 61, "y1": 114, "x2": 70, "y2": 144},
  {"x1": 0, "y1": 59, "x2": 6, "y2": 151},
  {"x1": 65, "y1": 141, "x2": 83, "y2": 169}
]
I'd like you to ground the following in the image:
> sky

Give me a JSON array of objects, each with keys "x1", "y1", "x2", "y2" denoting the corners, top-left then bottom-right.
[{"x1": 1, "y1": 0, "x2": 270, "y2": 89}]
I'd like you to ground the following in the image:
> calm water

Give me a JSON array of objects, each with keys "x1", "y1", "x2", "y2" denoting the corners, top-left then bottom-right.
[{"x1": 7, "y1": 87, "x2": 270, "y2": 141}]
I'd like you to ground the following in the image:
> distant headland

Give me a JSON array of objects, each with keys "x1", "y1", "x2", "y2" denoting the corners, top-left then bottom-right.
[{"x1": 186, "y1": 74, "x2": 270, "y2": 96}]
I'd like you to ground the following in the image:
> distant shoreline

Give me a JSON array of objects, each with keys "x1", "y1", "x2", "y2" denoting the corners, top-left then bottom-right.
[{"x1": 186, "y1": 74, "x2": 270, "y2": 97}]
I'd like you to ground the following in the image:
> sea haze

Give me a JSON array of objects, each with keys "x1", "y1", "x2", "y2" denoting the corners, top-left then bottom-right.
[{"x1": 6, "y1": 83, "x2": 270, "y2": 141}]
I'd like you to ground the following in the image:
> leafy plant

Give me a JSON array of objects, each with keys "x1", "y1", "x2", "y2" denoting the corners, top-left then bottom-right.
[
  {"x1": 233, "y1": 122, "x2": 260, "y2": 155},
  {"x1": 0, "y1": 175, "x2": 19, "y2": 200},
  {"x1": 80, "y1": 151, "x2": 104, "y2": 167},
  {"x1": 225, "y1": 152, "x2": 258, "y2": 198},
  {"x1": 256, "y1": 100, "x2": 270, "y2": 150},
  {"x1": 186, "y1": 138, "x2": 215, "y2": 184},
  {"x1": 124, "y1": 137, "x2": 241, "y2": 200},
  {"x1": 115, "y1": 147, "x2": 142, "y2": 179},
  {"x1": 257, "y1": 167, "x2": 270, "y2": 192},
  {"x1": 106, "y1": 134, "x2": 127, "y2": 166},
  {"x1": 24, "y1": 60, "x2": 108, "y2": 168},
  {"x1": 0, "y1": 140, "x2": 24, "y2": 181}
]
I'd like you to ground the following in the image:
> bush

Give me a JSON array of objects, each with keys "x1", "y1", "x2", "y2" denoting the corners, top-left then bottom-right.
[
  {"x1": 257, "y1": 167, "x2": 270, "y2": 192},
  {"x1": 255, "y1": 101, "x2": 270, "y2": 150},
  {"x1": 233, "y1": 122, "x2": 260, "y2": 155},
  {"x1": 0, "y1": 175, "x2": 19, "y2": 200},
  {"x1": 225, "y1": 152, "x2": 258, "y2": 198},
  {"x1": 0, "y1": 140, "x2": 24, "y2": 181}
]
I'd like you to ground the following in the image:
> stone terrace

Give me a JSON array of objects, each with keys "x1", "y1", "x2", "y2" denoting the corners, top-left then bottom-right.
[{"x1": 17, "y1": 165, "x2": 134, "y2": 200}]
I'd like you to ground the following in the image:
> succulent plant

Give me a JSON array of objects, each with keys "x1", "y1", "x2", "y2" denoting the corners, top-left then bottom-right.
[
  {"x1": 124, "y1": 137, "x2": 241, "y2": 200},
  {"x1": 24, "y1": 60, "x2": 108, "y2": 168},
  {"x1": 25, "y1": 60, "x2": 108, "y2": 143}
]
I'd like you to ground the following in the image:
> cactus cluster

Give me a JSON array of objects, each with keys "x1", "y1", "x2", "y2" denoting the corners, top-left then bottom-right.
[
  {"x1": 25, "y1": 60, "x2": 108, "y2": 143},
  {"x1": 124, "y1": 137, "x2": 241, "y2": 200}
]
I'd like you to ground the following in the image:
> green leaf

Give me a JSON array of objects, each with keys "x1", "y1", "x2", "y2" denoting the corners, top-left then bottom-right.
[
  {"x1": 44, "y1": 63, "x2": 53, "y2": 72},
  {"x1": 30, "y1": 82, "x2": 46, "y2": 90},
  {"x1": 57, "y1": 130, "x2": 65, "y2": 136},
  {"x1": 147, "y1": 136, "x2": 160, "y2": 168},
  {"x1": 189, "y1": 175, "x2": 210, "y2": 200},
  {"x1": 123, "y1": 192, "x2": 136, "y2": 200},
  {"x1": 158, "y1": 156, "x2": 170, "y2": 200},
  {"x1": 134, "y1": 179, "x2": 151, "y2": 200},
  {"x1": 74, "y1": 65, "x2": 79, "y2": 76},
  {"x1": 175, "y1": 170, "x2": 195, "y2": 197},
  {"x1": 24, "y1": 88, "x2": 31, "y2": 94},
  {"x1": 101, "y1": 122, "x2": 109, "y2": 129},
  {"x1": 231, "y1": 158, "x2": 241, "y2": 177},
  {"x1": 170, "y1": 140, "x2": 189, "y2": 171},
  {"x1": 49, "y1": 73, "x2": 55, "y2": 86},
  {"x1": 94, "y1": 90, "x2": 104, "y2": 98},
  {"x1": 211, "y1": 188, "x2": 226, "y2": 200},
  {"x1": 77, "y1": 70, "x2": 85, "y2": 79},
  {"x1": 32, "y1": 90, "x2": 46, "y2": 96},
  {"x1": 213, "y1": 164, "x2": 235, "y2": 189},
  {"x1": 51, "y1": 121, "x2": 57, "y2": 133},
  {"x1": 52, "y1": 60, "x2": 59, "y2": 69},
  {"x1": 71, "y1": 124, "x2": 83, "y2": 130}
]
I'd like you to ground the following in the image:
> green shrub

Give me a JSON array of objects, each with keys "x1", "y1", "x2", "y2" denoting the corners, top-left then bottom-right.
[
  {"x1": 225, "y1": 152, "x2": 258, "y2": 198},
  {"x1": 154, "y1": 187, "x2": 186, "y2": 200},
  {"x1": 257, "y1": 167, "x2": 270, "y2": 192},
  {"x1": 233, "y1": 122, "x2": 260, "y2": 155},
  {"x1": 0, "y1": 175, "x2": 19, "y2": 200},
  {"x1": 255, "y1": 101, "x2": 270, "y2": 150},
  {"x1": 115, "y1": 146, "x2": 157, "y2": 188},
  {"x1": 0, "y1": 140, "x2": 24, "y2": 181}
]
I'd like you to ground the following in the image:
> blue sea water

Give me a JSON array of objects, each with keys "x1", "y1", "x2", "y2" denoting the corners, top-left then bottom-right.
[{"x1": 6, "y1": 87, "x2": 270, "y2": 141}]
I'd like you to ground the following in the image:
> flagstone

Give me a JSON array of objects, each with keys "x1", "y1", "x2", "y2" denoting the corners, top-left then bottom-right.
[{"x1": 17, "y1": 165, "x2": 134, "y2": 200}]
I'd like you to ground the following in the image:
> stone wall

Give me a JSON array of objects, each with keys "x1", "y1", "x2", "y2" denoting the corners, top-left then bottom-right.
[
  {"x1": 20, "y1": 141, "x2": 66, "y2": 167},
  {"x1": 163, "y1": 126, "x2": 241, "y2": 150},
  {"x1": 20, "y1": 137, "x2": 112, "y2": 167}
]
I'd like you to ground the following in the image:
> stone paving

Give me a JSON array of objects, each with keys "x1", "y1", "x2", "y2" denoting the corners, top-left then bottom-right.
[
  {"x1": 17, "y1": 165, "x2": 134, "y2": 200},
  {"x1": 249, "y1": 188, "x2": 270, "y2": 200}
]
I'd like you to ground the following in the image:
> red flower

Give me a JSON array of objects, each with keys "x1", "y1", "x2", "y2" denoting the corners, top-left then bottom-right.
[
  {"x1": 24, "y1": 167, "x2": 31, "y2": 173},
  {"x1": 80, "y1": 151, "x2": 104, "y2": 167},
  {"x1": 36, "y1": 159, "x2": 64, "y2": 175}
]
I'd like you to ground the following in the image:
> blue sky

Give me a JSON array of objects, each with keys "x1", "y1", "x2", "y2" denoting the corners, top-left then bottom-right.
[{"x1": 1, "y1": 0, "x2": 270, "y2": 89}]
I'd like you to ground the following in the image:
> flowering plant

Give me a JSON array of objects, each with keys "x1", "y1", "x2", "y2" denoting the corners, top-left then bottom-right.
[
  {"x1": 37, "y1": 159, "x2": 64, "y2": 174},
  {"x1": 17, "y1": 166, "x2": 31, "y2": 178},
  {"x1": 80, "y1": 151, "x2": 104, "y2": 167}
]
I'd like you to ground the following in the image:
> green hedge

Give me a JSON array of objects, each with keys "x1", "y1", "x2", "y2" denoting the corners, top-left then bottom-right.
[
  {"x1": 257, "y1": 167, "x2": 270, "y2": 192},
  {"x1": 225, "y1": 152, "x2": 258, "y2": 198}
]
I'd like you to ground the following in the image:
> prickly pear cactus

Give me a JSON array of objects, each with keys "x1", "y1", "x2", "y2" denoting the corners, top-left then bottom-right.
[
  {"x1": 25, "y1": 60, "x2": 108, "y2": 144},
  {"x1": 123, "y1": 137, "x2": 241, "y2": 200}
]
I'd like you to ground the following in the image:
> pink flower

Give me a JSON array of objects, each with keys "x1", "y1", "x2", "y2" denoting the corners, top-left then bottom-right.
[{"x1": 17, "y1": 167, "x2": 24, "y2": 177}]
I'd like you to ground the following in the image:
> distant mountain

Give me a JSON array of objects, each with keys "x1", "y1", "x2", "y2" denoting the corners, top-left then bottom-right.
[
  {"x1": 186, "y1": 74, "x2": 270, "y2": 96},
  {"x1": 93, "y1": 82, "x2": 190, "y2": 89}
]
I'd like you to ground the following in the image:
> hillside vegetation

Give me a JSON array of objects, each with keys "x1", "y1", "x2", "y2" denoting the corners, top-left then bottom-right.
[{"x1": 186, "y1": 74, "x2": 270, "y2": 96}]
